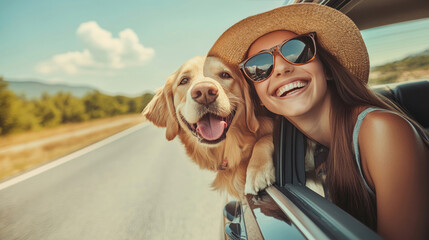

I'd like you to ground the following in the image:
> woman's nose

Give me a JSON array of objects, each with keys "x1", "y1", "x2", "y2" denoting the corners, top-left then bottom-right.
[{"x1": 273, "y1": 52, "x2": 294, "y2": 77}]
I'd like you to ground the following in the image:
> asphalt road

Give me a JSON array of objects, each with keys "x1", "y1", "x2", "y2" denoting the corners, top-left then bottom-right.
[{"x1": 0, "y1": 124, "x2": 225, "y2": 240}]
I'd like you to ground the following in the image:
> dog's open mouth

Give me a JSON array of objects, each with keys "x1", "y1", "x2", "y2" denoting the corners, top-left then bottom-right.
[{"x1": 181, "y1": 110, "x2": 235, "y2": 144}]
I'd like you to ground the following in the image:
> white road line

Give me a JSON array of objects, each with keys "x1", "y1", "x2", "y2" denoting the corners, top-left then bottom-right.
[{"x1": 0, "y1": 122, "x2": 149, "y2": 191}]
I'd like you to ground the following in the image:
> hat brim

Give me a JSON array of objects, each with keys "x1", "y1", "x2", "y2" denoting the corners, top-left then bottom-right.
[{"x1": 207, "y1": 3, "x2": 369, "y2": 83}]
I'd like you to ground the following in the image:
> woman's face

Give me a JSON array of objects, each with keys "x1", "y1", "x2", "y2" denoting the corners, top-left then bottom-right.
[{"x1": 248, "y1": 31, "x2": 329, "y2": 118}]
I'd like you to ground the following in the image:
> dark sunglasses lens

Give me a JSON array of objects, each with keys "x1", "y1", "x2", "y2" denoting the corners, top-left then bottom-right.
[
  {"x1": 243, "y1": 52, "x2": 273, "y2": 82},
  {"x1": 280, "y1": 36, "x2": 315, "y2": 64}
]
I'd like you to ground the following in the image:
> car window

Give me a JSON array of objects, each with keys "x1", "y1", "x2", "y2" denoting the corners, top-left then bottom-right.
[
  {"x1": 272, "y1": 116, "x2": 381, "y2": 239},
  {"x1": 362, "y1": 18, "x2": 429, "y2": 86}
]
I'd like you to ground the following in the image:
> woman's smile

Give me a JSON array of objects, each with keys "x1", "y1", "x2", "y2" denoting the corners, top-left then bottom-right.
[{"x1": 273, "y1": 78, "x2": 310, "y2": 98}]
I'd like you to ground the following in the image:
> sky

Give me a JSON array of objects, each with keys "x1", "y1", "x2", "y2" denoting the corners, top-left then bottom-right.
[{"x1": 1, "y1": 0, "x2": 428, "y2": 96}]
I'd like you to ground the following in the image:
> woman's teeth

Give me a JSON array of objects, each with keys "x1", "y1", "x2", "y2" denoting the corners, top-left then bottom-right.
[{"x1": 276, "y1": 81, "x2": 308, "y2": 97}]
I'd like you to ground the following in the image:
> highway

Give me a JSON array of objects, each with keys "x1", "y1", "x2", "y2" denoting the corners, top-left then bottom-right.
[{"x1": 0, "y1": 124, "x2": 225, "y2": 240}]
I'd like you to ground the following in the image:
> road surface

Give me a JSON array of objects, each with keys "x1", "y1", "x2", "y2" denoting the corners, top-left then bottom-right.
[{"x1": 0, "y1": 124, "x2": 225, "y2": 240}]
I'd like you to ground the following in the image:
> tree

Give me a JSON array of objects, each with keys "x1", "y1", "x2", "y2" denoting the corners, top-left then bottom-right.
[
  {"x1": 8, "y1": 99, "x2": 40, "y2": 133},
  {"x1": 0, "y1": 77, "x2": 15, "y2": 134},
  {"x1": 0, "y1": 77, "x2": 39, "y2": 135},
  {"x1": 33, "y1": 94, "x2": 62, "y2": 127},
  {"x1": 83, "y1": 91, "x2": 124, "y2": 119},
  {"x1": 51, "y1": 92, "x2": 87, "y2": 123}
]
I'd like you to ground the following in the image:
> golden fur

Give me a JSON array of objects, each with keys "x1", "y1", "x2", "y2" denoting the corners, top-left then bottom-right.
[{"x1": 142, "y1": 56, "x2": 275, "y2": 198}]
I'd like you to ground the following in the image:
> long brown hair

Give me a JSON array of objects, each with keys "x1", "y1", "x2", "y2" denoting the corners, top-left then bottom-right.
[{"x1": 317, "y1": 43, "x2": 429, "y2": 229}]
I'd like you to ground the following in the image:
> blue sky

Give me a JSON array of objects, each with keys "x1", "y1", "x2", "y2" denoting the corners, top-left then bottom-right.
[{"x1": 1, "y1": 0, "x2": 428, "y2": 96}]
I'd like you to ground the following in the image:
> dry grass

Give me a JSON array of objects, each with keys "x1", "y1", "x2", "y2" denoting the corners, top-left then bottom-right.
[
  {"x1": 0, "y1": 114, "x2": 143, "y2": 148},
  {"x1": 0, "y1": 114, "x2": 144, "y2": 181}
]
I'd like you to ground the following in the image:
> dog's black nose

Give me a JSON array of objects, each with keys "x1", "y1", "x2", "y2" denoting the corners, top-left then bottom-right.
[{"x1": 191, "y1": 82, "x2": 219, "y2": 105}]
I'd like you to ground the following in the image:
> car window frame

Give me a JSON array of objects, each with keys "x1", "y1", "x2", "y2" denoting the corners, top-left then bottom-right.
[{"x1": 270, "y1": 117, "x2": 382, "y2": 239}]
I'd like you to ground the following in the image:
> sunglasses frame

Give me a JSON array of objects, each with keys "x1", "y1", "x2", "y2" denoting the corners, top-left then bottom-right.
[{"x1": 239, "y1": 32, "x2": 317, "y2": 83}]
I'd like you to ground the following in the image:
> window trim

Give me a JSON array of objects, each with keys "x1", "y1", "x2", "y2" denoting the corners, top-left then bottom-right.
[{"x1": 269, "y1": 185, "x2": 382, "y2": 240}]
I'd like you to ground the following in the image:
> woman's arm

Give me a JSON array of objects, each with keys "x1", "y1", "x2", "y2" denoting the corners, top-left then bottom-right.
[{"x1": 359, "y1": 111, "x2": 429, "y2": 240}]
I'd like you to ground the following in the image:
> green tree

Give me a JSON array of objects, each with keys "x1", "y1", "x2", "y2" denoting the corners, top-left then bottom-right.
[
  {"x1": 0, "y1": 77, "x2": 16, "y2": 134},
  {"x1": 33, "y1": 93, "x2": 62, "y2": 127},
  {"x1": 8, "y1": 99, "x2": 40, "y2": 133},
  {"x1": 51, "y1": 92, "x2": 87, "y2": 123},
  {"x1": 83, "y1": 91, "x2": 123, "y2": 119},
  {"x1": 127, "y1": 98, "x2": 139, "y2": 113},
  {"x1": 113, "y1": 95, "x2": 130, "y2": 114},
  {"x1": 0, "y1": 77, "x2": 39, "y2": 135}
]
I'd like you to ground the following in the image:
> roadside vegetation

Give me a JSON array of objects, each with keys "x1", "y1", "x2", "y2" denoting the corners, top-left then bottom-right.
[
  {"x1": 369, "y1": 51, "x2": 429, "y2": 85},
  {"x1": 0, "y1": 77, "x2": 154, "y2": 136}
]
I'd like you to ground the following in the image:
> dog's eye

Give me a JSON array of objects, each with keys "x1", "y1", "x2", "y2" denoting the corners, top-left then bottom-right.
[
  {"x1": 179, "y1": 77, "x2": 189, "y2": 85},
  {"x1": 220, "y1": 72, "x2": 232, "y2": 79}
]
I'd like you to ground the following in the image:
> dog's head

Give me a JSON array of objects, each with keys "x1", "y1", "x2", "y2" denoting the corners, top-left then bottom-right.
[
  {"x1": 203, "y1": 56, "x2": 259, "y2": 134},
  {"x1": 143, "y1": 56, "x2": 258, "y2": 145}
]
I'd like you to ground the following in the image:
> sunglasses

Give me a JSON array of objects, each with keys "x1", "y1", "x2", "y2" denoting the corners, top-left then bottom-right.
[{"x1": 239, "y1": 32, "x2": 317, "y2": 83}]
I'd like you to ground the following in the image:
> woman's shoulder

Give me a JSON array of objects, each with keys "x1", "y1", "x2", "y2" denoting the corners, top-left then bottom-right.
[
  {"x1": 357, "y1": 107, "x2": 429, "y2": 197},
  {"x1": 362, "y1": 108, "x2": 410, "y2": 127},
  {"x1": 359, "y1": 108, "x2": 418, "y2": 148},
  {"x1": 358, "y1": 107, "x2": 427, "y2": 167},
  {"x1": 359, "y1": 108, "x2": 416, "y2": 137}
]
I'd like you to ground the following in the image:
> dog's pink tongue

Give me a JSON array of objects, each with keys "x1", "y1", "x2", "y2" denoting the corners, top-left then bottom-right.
[{"x1": 196, "y1": 114, "x2": 227, "y2": 141}]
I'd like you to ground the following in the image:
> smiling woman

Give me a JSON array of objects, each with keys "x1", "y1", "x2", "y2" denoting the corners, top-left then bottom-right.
[{"x1": 205, "y1": 2, "x2": 429, "y2": 239}]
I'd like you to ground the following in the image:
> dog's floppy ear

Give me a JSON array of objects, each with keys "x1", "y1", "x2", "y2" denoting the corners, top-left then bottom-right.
[
  {"x1": 142, "y1": 75, "x2": 179, "y2": 141},
  {"x1": 242, "y1": 80, "x2": 259, "y2": 134}
]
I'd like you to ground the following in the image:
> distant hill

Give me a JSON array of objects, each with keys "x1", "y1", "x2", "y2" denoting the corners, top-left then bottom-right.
[{"x1": 5, "y1": 79, "x2": 99, "y2": 99}]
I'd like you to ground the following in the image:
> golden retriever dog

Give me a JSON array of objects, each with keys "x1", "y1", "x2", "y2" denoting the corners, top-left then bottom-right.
[{"x1": 142, "y1": 56, "x2": 275, "y2": 198}]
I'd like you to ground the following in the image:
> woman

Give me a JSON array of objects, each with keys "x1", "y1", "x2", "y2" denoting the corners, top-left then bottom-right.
[{"x1": 205, "y1": 3, "x2": 429, "y2": 239}]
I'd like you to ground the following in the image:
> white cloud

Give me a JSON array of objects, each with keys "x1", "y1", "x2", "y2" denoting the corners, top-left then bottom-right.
[
  {"x1": 37, "y1": 21, "x2": 154, "y2": 75},
  {"x1": 37, "y1": 49, "x2": 94, "y2": 75}
]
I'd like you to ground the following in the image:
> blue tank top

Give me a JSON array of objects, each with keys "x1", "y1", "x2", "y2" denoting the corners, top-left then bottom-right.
[
  {"x1": 352, "y1": 107, "x2": 427, "y2": 198},
  {"x1": 352, "y1": 107, "x2": 379, "y2": 198}
]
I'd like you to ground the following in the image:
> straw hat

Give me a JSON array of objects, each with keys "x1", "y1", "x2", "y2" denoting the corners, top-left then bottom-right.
[{"x1": 207, "y1": 3, "x2": 369, "y2": 83}]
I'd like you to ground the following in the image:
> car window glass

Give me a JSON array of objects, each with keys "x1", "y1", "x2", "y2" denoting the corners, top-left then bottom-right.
[{"x1": 362, "y1": 18, "x2": 429, "y2": 86}]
